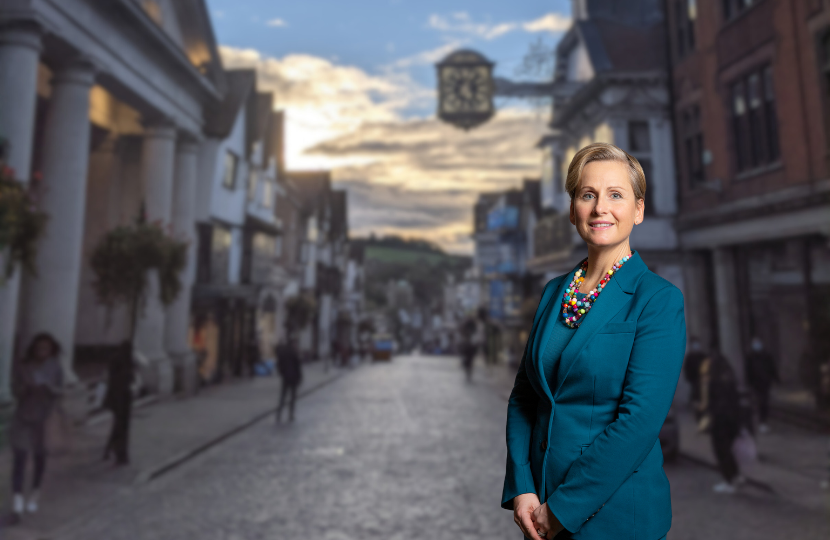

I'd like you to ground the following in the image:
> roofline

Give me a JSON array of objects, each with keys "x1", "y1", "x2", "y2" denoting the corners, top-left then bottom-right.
[{"x1": 115, "y1": 0, "x2": 223, "y2": 103}]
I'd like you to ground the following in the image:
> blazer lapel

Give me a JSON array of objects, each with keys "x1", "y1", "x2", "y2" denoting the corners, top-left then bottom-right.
[
  {"x1": 524, "y1": 275, "x2": 564, "y2": 395},
  {"x1": 531, "y1": 274, "x2": 571, "y2": 401},
  {"x1": 552, "y1": 251, "x2": 647, "y2": 400}
]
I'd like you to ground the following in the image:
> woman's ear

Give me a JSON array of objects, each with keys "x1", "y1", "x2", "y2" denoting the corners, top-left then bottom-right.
[{"x1": 635, "y1": 198, "x2": 644, "y2": 225}]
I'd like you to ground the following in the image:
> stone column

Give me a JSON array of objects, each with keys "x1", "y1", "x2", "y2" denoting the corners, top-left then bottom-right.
[
  {"x1": 165, "y1": 138, "x2": 199, "y2": 395},
  {"x1": 712, "y1": 246, "x2": 745, "y2": 383},
  {"x1": 20, "y1": 57, "x2": 97, "y2": 384},
  {"x1": 0, "y1": 21, "x2": 42, "y2": 402},
  {"x1": 133, "y1": 123, "x2": 176, "y2": 395}
]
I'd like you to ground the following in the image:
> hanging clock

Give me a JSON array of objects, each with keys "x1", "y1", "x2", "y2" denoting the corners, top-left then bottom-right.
[{"x1": 436, "y1": 50, "x2": 495, "y2": 131}]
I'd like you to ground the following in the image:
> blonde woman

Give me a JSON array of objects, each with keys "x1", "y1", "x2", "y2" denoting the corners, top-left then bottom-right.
[{"x1": 502, "y1": 143, "x2": 686, "y2": 539}]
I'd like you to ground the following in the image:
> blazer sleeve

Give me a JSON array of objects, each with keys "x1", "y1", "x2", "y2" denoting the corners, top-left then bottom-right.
[
  {"x1": 546, "y1": 285, "x2": 686, "y2": 532},
  {"x1": 501, "y1": 283, "x2": 552, "y2": 509}
]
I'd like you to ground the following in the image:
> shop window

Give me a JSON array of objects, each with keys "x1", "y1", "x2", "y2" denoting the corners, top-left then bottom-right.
[
  {"x1": 222, "y1": 151, "x2": 238, "y2": 189},
  {"x1": 683, "y1": 105, "x2": 705, "y2": 188},
  {"x1": 675, "y1": 0, "x2": 697, "y2": 58},
  {"x1": 731, "y1": 64, "x2": 779, "y2": 173}
]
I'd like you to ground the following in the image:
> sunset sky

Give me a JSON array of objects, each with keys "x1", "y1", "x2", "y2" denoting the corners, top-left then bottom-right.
[{"x1": 205, "y1": 0, "x2": 571, "y2": 253}]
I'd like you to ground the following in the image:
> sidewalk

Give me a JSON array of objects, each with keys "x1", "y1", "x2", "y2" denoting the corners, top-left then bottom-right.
[
  {"x1": 0, "y1": 360, "x2": 347, "y2": 539},
  {"x1": 481, "y1": 361, "x2": 830, "y2": 512},
  {"x1": 675, "y1": 405, "x2": 829, "y2": 511}
]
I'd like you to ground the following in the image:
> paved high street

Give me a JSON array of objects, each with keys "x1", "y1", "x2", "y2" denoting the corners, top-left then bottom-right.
[{"x1": 9, "y1": 354, "x2": 823, "y2": 540}]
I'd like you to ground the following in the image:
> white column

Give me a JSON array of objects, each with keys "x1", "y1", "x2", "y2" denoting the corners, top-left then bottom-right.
[
  {"x1": 133, "y1": 123, "x2": 176, "y2": 395},
  {"x1": 712, "y1": 247, "x2": 744, "y2": 383},
  {"x1": 165, "y1": 139, "x2": 199, "y2": 394},
  {"x1": 20, "y1": 57, "x2": 97, "y2": 384},
  {"x1": 0, "y1": 21, "x2": 42, "y2": 402}
]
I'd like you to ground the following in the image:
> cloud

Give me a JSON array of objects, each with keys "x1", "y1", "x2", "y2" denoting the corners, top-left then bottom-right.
[
  {"x1": 266, "y1": 18, "x2": 287, "y2": 27},
  {"x1": 427, "y1": 11, "x2": 570, "y2": 40},
  {"x1": 523, "y1": 13, "x2": 571, "y2": 33},
  {"x1": 219, "y1": 46, "x2": 431, "y2": 170},
  {"x1": 387, "y1": 41, "x2": 465, "y2": 69},
  {"x1": 219, "y1": 46, "x2": 548, "y2": 255},
  {"x1": 428, "y1": 13, "x2": 517, "y2": 40},
  {"x1": 309, "y1": 110, "x2": 549, "y2": 254}
]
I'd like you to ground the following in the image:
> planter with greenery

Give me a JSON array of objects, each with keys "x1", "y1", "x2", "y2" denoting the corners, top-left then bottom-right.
[{"x1": 90, "y1": 217, "x2": 188, "y2": 347}]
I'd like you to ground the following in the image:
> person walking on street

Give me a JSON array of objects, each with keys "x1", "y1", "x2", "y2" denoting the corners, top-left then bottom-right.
[
  {"x1": 744, "y1": 336, "x2": 779, "y2": 434},
  {"x1": 459, "y1": 316, "x2": 477, "y2": 382},
  {"x1": 701, "y1": 349, "x2": 744, "y2": 494},
  {"x1": 683, "y1": 336, "x2": 707, "y2": 420},
  {"x1": 275, "y1": 333, "x2": 303, "y2": 423},
  {"x1": 8, "y1": 333, "x2": 63, "y2": 522},
  {"x1": 103, "y1": 341, "x2": 134, "y2": 465}
]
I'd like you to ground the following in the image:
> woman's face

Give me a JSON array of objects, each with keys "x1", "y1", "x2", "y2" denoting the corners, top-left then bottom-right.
[{"x1": 569, "y1": 160, "x2": 644, "y2": 249}]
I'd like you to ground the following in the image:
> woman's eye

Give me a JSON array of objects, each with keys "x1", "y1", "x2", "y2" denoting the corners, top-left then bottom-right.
[
  {"x1": 582, "y1": 193, "x2": 594, "y2": 200},
  {"x1": 611, "y1": 192, "x2": 622, "y2": 199}
]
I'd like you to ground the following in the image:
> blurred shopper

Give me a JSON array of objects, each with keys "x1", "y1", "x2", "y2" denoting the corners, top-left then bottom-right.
[
  {"x1": 683, "y1": 336, "x2": 707, "y2": 420},
  {"x1": 103, "y1": 341, "x2": 134, "y2": 466},
  {"x1": 701, "y1": 349, "x2": 743, "y2": 494},
  {"x1": 275, "y1": 334, "x2": 302, "y2": 423},
  {"x1": 459, "y1": 316, "x2": 477, "y2": 381},
  {"x1": 744, "y1": 336, "x2": 779, "y2": 434},
  {"x1": 8, "y1": 333, "x2": 63, "y2": 520}
]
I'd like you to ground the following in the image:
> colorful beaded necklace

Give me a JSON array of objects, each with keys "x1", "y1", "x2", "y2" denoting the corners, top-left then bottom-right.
[{"x1": 561, "y1": 252, "x2": 632, "y2": 328}]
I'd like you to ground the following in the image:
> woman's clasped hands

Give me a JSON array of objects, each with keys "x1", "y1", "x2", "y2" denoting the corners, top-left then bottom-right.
[{"x1": 513, "y1": 493, "x2": 564, "y2": 539}]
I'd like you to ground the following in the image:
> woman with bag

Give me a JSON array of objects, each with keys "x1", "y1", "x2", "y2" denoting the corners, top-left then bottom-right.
[
  {"x1": 8, "y1": 333, "x2": 63, "y2": 521},
  {"x1": 700, "y1": 348, "x2": 746, "y2": 494}
]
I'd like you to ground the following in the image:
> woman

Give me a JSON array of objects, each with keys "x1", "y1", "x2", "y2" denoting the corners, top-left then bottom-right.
[
  {"x1": 9, "y1": 333, "x2": 64, "y2": 519},
  {"x1": 502, "y1": 143, "x2": 686, "y2": 540},
  {"x1": 700, "y1": 348, "x2": 743, "y2": 494},
  {"x1": 102, "y1": 340, "x2": 134, "y2": 465}
]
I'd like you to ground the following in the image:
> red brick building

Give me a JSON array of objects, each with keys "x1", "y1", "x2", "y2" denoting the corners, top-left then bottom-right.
[{"x1": 667, "y1": 0, "x2": 830, "y2": 416}]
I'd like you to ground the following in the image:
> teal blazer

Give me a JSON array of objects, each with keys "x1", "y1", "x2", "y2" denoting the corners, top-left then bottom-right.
[{"x1": 501, "y1": 250, "x2": 686, "y2": 539}]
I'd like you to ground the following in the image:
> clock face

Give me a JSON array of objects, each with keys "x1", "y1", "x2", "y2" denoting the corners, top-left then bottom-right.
[{"x1": 440, "y1": 66, "x2": 493, "y2": 114}]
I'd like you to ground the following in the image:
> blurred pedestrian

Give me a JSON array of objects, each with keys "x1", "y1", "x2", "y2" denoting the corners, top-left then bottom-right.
[
  {"x1": 459, "y1": 317, "x2": 477, "y2": 381},
  {"x1": 744, "y1": 336, "x2": 779, "y2": 434},
  {"x1": 275, "y1": 333, "x2": 302, "y2": 423},
  {"x1": 683, "y1": 336, "x2": 707, "y2": 420},
  {"x1": 8, "y1": 333, "x2": 63, "y2": 520},
  {"x1": 701, "y1": 349, "x2": 744, "y2": 494},
  {"x1": 103, "y1": 340, "x2": 134, "y2": 466}
]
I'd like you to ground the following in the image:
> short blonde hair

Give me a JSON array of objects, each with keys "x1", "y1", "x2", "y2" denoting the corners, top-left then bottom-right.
[{"x1": 565, "y1": 142, "x2": 647, "y2": 202}]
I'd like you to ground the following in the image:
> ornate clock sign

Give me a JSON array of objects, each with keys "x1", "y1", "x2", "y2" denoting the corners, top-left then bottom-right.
[{"x1": 436, "y1": 50, "x2": 495, "y2": 131}]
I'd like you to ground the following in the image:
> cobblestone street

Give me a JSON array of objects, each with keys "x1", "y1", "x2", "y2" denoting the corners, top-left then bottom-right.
[{"x1": 9, "y1": 354, "x2": 830, "y2": 540}]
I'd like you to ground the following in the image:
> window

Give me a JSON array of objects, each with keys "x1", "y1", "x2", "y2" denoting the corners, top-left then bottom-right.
[
  {"x1": 723, "y1": 0, "x2": 755, "y2": 22},
  {"x1": 222, "y1": 152, "x2": 238, "y2": 189},
  {"x1": 247, "y1": 169, "x2": 258, "y2": 201},
  {"x1": 675, "y1": 0, "x2": 697, "y2": 58},
  {"x1": 819, "y1": 31, "x2": 830, "y2": 152},
  {"x1": 628, "y1": 121, "x2": 651, "y2": 153},
  {"x1": 638, "y1": 158, "x2": 656, "y2": 216},
  {"x1": 262, "y1": 181, "x2": 273, "y2": 208},
  {"x1": 731, "y1": 65, "x2": 779, "y2": 173},
  {"x1": 683, "y1": 105, "x2": 705, "y2": 188}
]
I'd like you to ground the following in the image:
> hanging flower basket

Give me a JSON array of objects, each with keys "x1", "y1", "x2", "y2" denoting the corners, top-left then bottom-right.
[
  {"x1": 0, "y1": 163, "x2": 48, "y2": 282},
  {"x1": 90, "y1": 220, "x2": 188, "y2": 336}
]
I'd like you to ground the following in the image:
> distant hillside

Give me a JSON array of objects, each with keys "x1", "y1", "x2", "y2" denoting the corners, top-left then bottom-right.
[{"x1": 353, "y1": 235, "x2": 471, "y2": 309}]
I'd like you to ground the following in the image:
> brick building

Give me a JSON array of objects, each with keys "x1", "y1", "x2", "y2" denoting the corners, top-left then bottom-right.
[{"x1": 667, "y1": 0, "x2": 830, "y2": 416}]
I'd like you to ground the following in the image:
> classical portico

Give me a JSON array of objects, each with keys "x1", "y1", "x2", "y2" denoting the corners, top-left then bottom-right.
[{"x1": 0, "y1": 0, "x2": 226, "y2": 408}]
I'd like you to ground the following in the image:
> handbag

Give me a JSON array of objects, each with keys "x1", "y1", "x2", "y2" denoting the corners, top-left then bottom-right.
[{"x1": 731, "y1": 426, "x2": 758, "y2": 466}]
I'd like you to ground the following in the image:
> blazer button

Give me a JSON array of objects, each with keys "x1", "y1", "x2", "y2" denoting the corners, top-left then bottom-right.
[{"x1": 541, "y1": 440, "x2": 548, "y2": 451}]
